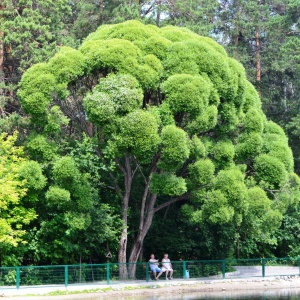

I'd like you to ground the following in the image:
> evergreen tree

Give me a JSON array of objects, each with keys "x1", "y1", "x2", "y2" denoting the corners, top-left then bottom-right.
[
  {"x1": 0, "y1": 0, "x2": 74, "y2": 120},
  {"x1": 217, "y1": 0, "x2": 300, "y2": 122},
  {"x1": 157, "y1": 0, "x2": 220, "y2": 35}
]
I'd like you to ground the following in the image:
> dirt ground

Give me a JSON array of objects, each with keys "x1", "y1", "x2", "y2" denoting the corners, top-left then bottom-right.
[{"x1": 3, "y1": 277, "x2": 300, "y2": 300}]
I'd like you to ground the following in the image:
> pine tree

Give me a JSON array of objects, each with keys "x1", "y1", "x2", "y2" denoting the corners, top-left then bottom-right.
[{"x1": 0, "y1": 0, "x2": 74, "y2": 119}]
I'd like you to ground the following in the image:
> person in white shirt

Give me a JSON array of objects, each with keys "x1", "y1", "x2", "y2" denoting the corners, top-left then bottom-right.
[
  {"x1": 162, "y1": 253, "x2": 174, "y2": 280},
  {"x1": 149, "y1": 254, "x2": 163, "y2": 280}
]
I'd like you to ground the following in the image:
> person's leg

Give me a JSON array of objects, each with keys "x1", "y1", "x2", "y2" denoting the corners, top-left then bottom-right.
[
  {"x1": 165, "y1": 270, "x2": 169, "y2": 279},
  {"x1": 169, "y1": 269, "x2": 173, "y2": 279},
  {"x1": 156, "y1": 270, "x2": 163, "y2": 279},
  {"x1": 153, "y1": 267, "x2": 159, "y2": 279},
  {"x1": 156, "y1": 267, "x2": 163, "y2": 279}
]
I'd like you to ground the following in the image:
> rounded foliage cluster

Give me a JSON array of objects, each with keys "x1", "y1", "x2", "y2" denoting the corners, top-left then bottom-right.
[{"x1": 17, "y1": 20, "x2": 298, "y2": 228}]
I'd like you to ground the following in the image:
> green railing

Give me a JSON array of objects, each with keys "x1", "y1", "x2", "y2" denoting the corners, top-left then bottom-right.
[{"x1": 1, "y1": 257, "x2": 300, "y2": 289}]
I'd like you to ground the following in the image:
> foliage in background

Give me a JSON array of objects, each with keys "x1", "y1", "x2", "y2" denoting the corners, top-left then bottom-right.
[
  {"x1": 0, "y1": 132, "x2": 46, "y2": 265},
  {"x1": 0, "y1": 0, "x2": 74, "y2": 128}
]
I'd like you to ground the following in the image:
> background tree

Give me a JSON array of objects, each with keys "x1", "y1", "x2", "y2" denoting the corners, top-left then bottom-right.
[
  {"x1": 16, "y1": 119, "x2": 122, "y2": 265},
  {"x1": 216, "y1": 0, "x2": 300, "y2": 166},
  {"x1": 26, "y1": 155, "x2": 121, "y2": 264},
  {"x1": 156, "y1": 0, "x2": 219, "y2": 34},
  {"x1": 0, "y1": 132, "x2": 46, "y2": 266},
  {"x1": 69, "y1": 0, "x2": 122, "y2": 41},
  {"x1": 0, "y1": 0, "x2": 74, "y2": 124}
]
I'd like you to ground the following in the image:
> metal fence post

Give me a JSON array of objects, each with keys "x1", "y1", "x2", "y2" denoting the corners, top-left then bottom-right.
[
  {"x1": 16, "y1": 267, "x2": 20, "y2": 289},
  {"x1": 106, "y1": 263, "x2": 110, "y2": 285},
  {"x1": 183, "y1": 261, "x2": 187, "y2": 279},
  {"x1": 222, "y1": 260, "x2": 226, "y2": 279},
  {"x1": 146, "y1": 262, "x2": 149, "y2": 282},
  {"x1": 262, "y1": 258, "x2": 265, "y2": 277},
  {"x1": 64, "y1": 265, "x2": 68, "y2": 287}
]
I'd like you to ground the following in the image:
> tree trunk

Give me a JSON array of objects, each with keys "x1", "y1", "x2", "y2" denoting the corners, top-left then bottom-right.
[
  {"x1": 127, "y1": 193, "x2": 157, "y2": 278},
  {"x1": 126, "y1": 187, "x2": 190, "y2": 278},
  {"x1": 118, "y1": 226, "x2": 128, "y2": 278},
  {"x1": 156, "y1": 0, "x2": 162, "y2": 26},
  {"x1": 117, "y1": 152, "x2": 188, "y2": 279},
  {"x1": 99, "y1": 0, "x2": 104, "y2": 23},
  {"x1": 127, "y1": 154, "x2": 160, "y2": 278},
  {"x1": 255, "y1": 29, "x2": 261, "y2": 82},
  {"x1": 118, "y1": 155, "x2": 132, "y2": 279},
  {"x1": 234, "y1": 6, "x2": 241, "y2": 47}
]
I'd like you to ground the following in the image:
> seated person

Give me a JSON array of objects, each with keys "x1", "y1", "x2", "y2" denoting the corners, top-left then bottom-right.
[
  {"x1": 162, "y1": 253, "x2": 174, "y2": 280},
  {"x1": 149, "y1": 254, "x2": 163, "y2": 280}
]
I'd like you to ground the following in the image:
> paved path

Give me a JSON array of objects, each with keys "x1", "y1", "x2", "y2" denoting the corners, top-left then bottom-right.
[{"x1": 226, "y1": 266, "x2": 299, "y2": 277}]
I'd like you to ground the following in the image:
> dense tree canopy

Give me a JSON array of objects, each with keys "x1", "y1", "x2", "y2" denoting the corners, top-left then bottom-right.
[{"x1": 16, "y1": 20, "x2": 299, "y2": 276}]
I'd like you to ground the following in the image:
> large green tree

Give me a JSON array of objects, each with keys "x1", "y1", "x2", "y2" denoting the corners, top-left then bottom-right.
[{"x1": 17, "y1": 21, "x2": 298, "y2": 277}]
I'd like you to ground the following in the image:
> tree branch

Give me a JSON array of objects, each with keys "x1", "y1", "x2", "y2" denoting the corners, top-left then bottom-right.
[
  {"x1": 153, "y1": 193, "x2": 191, "y2": 213},
  {"x1": 109, "y1": 171, "x2": 123, "y2": 199},
  {"x1": 115, "y1": 157, "x2": 126, "y2": 174},
  {"x1": 139, "y1": 152, "x2": 160, "y2": 230}
]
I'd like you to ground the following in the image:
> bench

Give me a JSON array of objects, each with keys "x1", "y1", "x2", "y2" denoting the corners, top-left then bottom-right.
[{"x1": 148, "y1": 269, "x2": 175, "y2": 280}]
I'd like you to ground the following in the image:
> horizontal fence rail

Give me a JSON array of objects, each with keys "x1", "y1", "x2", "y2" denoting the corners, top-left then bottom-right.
[{"x1": 1, "y1": 258, "x2": 300, "y2": 290}]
